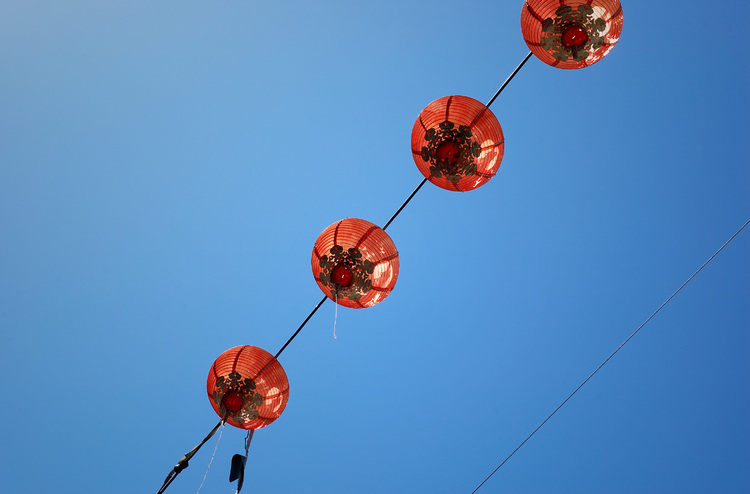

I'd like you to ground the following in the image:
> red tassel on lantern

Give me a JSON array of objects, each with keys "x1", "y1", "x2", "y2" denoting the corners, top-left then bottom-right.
[
  {"x1": 311, "y1": 218, "x2": 399, "y2": 308},
  {"x1": 411, "y1": 95, "x2": 504, "y2": 192},
  {"x1": 521, "y1": 0, "x2": 623, "y2": 69},
  {"x1": 206, "y1": 346, "x2": 289, "y2": 430}
]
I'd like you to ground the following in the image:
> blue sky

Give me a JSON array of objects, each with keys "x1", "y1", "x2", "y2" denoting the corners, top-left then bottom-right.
[{"x1": 1, "y1": 1, "x2": 748, "y2": 493}]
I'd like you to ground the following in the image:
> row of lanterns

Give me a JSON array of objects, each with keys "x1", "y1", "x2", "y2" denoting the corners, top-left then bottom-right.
[{"x1": 192, "y1": 1, "x2": 623, "y2": 488}]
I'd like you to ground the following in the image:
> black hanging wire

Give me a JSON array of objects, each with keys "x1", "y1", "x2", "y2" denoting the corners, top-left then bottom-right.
[
  {"x1": 154, "y1": 51, "x2": 535, "y2": 494},
  {"x1": 273, "y1": 295, "x2": 328, "y2": 359},
  {"x1": 485, "y1": 51, "x2": 533, "y2": 108},
  {"x1": 470, "y1": 218, "x2": 750, "y2": 493},
  {"x1": 156, "y1": 419, "x2": 225, "y2": 494},
  {"x1": 383, "y1": 178, "x2": 429, "y2": 231},
  {"x1": 269, "y1": 50, "x2": 533, "y2": 362},
  {"x1": 267, "y1": 175, "x2": 429, "y2": 362}
]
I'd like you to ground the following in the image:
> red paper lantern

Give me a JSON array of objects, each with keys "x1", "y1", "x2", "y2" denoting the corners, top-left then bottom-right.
[
  {"x1": 206, "y1": 345, "x2": 289, "y2": 430},
  {"x1": 411, "y1": 95, "x2": 504, "y2": 192},
  {"x1": 311, "y1": 218, "x2": 399, "y2": 308},
  {"x1": 521, "y1": 0, "x2": 623, "y2": 70}
]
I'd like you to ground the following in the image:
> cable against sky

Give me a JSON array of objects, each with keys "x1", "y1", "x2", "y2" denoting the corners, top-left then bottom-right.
[{"x1": 471, "y1": 219, "x2": 750, "y2": 493}]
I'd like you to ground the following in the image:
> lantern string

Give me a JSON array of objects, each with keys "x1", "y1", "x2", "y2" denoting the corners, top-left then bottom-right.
[
  {"x1": 159, "y1": 51, "x2": 541, "y2": 494},
  {"x1": 263, "y1": 52, "x2": 533, "y2": 367},
  {"x1": 273, "y1": 295, "x2": 328, "y2": 360},
  {"x1": 470, "y1": 218, "x2": 750, "y2": 493},
  {"x1": 230, "y1": 429, "x2": 254, "y2": 494},
  {"x1": 167, "y1": 54, "x2": 542, "y2": 493},
  {"x1": 383, "y1": 177, "x2": 428, "y2": 231},
  {"x1": 333, "y1": 291, "x2": 339, "y2": 339},
  {"x1": 160, "y1": 48, "x2": 615, "y2": 494},
  {"x1": 195, "y1": 423, "x2": 224, "y2": 494},
  {"x1": 157, "y1": 419, "x2": 225, "y2": 494},
  {"x1": 244, "y1": 429, "x2": 254, "y2": 456},
  {"x1": 246, "y1": 295, "x2": 328, "y2": 385},
  {"x1": 485, "y1": 51, "x2": 533, "y2": 109}
]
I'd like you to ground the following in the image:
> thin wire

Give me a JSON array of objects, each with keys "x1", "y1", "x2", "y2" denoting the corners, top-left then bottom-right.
[
  {"x1": 383, "y1": 178, "x2": 428, "y2": 231},
  {"x1": 270, "y1": 177, "x2": 428, "y2": 362},
  {"x1": 196, "y1": 423, "x2": 224, "y2": 494},
  {"x1": 244, "y1": 429, "x2": 254, "y2": 455},
  {"x1": 471, "y1": 218, "x2": 750, "y2": 493},
  {"x1": 271, "y1": 176, "x2": 428, "y2": 356},
  {"x1": 233, "y1": 430, "x2": 254, "y2": 494},
  {"x1": 273, "y1": 295, "x2": 328, "y2": 359},
  {"x1": 246, "y1": 296, "x2": 328, "y2": 384},
  {"x1": 485, "y1": 51, "x2": 533, "y2": 108},
  {"x1": 157, "y1": 420, "x2": 225, "y2": 494},
  {"x1": 156, "y1": 50, "x2": 577, "y2": 494},
  {"x1": 269, "y1": 51, "x2": 534, "y2": 363}
]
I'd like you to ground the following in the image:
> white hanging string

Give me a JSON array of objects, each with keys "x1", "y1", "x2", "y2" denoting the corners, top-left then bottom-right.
[
  {"x1": 333, "y1": 291, "x2": 339, "y2": 339},
  {"x1": 196, "y1": 423, "x2": 225, "y2": 494}
]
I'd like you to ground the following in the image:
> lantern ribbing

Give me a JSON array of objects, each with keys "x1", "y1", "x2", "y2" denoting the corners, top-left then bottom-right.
[
  {"x1": 521, "y1": 0, "x2": 624, "y2": 69},
  {"x1": 412, "y1": 95, "x2": 505, "y2": 191},
  {"x1": 312, "y1": 218, "x2": 400, "y2": 308},
  {"x1": 207, "y1": 346, "x2": 290, "y2": 430}
]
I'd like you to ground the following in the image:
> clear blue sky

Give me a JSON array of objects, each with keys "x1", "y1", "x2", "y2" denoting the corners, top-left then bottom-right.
[{"x1": 1, "y1": 1, "x2": 748, "y2": 493}]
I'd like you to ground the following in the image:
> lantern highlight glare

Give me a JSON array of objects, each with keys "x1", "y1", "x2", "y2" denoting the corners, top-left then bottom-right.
[
  {"x1": 207, "y1": 345, "x2": 289, "y2": 430},
  {"x1": 521, "y1": 0, "x2": 623, "y2": 69},
  {"x1": 312, "y1": 218, "x2": 399, "y2": 308},
  {"x1": 411, "y1": 95, "x2": 504, "y2": 192}
]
